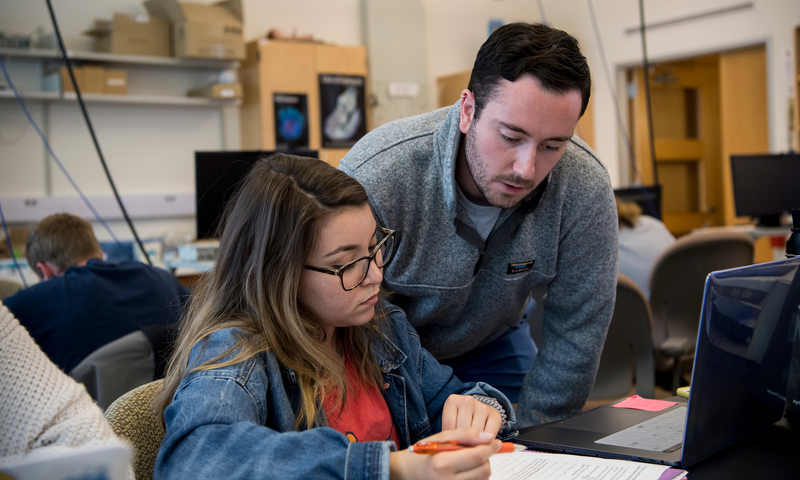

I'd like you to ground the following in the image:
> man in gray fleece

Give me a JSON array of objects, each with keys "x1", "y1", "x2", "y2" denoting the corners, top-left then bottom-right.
[{"x1": 339, "y1": 23, "x2": 618, "y2": 427}]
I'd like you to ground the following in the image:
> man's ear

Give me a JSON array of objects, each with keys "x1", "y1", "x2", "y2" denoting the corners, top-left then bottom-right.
[
  {"x1": 458, "y1": 89, "x2": 475, "y2": 135},
  {"x1": 36, "y1": 261, "x2": 59, "y2": 281}
]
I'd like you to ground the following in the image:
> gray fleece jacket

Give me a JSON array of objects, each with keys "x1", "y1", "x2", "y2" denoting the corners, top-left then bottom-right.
[{"x1": 339, "y1": 102, "x2": 618, "y2": 426}]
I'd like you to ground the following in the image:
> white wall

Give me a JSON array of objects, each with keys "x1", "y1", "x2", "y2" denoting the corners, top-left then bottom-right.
[{"x1": 423, "y1": 0, "x2": 541, "y2": 105}]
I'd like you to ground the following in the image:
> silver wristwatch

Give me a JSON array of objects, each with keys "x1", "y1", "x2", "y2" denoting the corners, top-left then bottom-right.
[{"x1": 471, "y1": 394, "x2": 508, "y2": 425}]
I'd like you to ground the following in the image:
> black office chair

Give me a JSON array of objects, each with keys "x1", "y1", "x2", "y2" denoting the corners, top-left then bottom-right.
[
  {"x1": 589, "y1": 274, "x2": 655, "y2": 400},
  {"x1": 649, "y1": 229, "x2": 754, "y2": 393},
  {"x1": 0, "y1": 279, "x2": 23, "y2": 300},
  {"x1": 70, "y1": 324, "x2": 175, "y2": 410}
]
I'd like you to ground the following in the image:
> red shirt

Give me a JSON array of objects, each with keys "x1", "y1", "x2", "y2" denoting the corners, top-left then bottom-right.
[{"x1": 323, "y1": 357, "x2": 401, "y2": 447}]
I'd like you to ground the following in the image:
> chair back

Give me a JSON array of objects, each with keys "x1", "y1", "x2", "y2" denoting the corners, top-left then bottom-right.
[
  {"x1": 70, "y1": 330, "x2": 157, "y2": 410},
  {"x1": 0, "y1": 279, "x2": 23, "y2": 300},
  {"x1": 105, "y1": 379, "x2": 165, "y2": 480},
  {"x1": 589, "y1": 274, "x2": 655, "y2": 400},
  {"x1": 649, "y1": 229, "x2": 753, "y2": 390},
  {"x1": 650, "y1": 230, "x2": 754, "y2": 349}
]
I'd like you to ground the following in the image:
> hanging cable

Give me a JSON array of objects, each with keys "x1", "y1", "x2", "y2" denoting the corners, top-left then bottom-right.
[
  {"x1": 44, "y1": 0, "x2": 152, "y2": 265},
  {"x1": 585, "y1": 0, "x2": 660, "y2": 219},
  {"x1": 0, "y1": 57, "x2": 121, "y2": 245},
  {"x1": 638, "y1": 0, "x2": 659, "y2": 185},
  {"x1": 536, "y1": 0, "x2": 548, "y2": 26},
  {"x1": 0, "y1": 200, "x2": 29, "y2": 288},
  {"x1": 585, "y1": 0, "x2": 641, "y2": 183}
]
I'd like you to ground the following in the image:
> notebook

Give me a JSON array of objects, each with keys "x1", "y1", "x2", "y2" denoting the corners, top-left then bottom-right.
[{"x1": 514, "y1": 256, "x2": 800, "y2": 468}]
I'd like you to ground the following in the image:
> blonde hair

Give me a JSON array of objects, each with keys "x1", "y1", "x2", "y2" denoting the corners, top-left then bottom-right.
[
  {"x1": 25, "y1": 213, "x2": 102, "y2": 278},
  {"x1": 616, "y1": 198, "x2": 642, "y2": 229},
  {"x1": 158, "y1": 153, "x2": 385, "y2": 429}
]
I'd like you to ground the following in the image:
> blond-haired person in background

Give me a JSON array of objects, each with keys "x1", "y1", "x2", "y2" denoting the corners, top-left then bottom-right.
[{"x1": 616, "y1": 198, "x2": 675, "y2": 299}]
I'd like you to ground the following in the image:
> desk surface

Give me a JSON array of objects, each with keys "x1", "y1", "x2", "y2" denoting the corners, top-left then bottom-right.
[
  {"x1": 515, "y1": 416, "x2": 798, "y2": 479},
  {"x1": 686, "y1": 416, "x2": 798, "y2": 479}
]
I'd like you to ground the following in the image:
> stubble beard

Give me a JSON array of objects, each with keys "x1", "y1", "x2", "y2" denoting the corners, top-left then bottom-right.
[{"x1": 464, "y1": 125, "x2": 535, "y2": 209}]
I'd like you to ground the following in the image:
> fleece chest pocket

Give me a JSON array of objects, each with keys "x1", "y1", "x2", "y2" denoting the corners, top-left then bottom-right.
[{"x1": 506, "y1": 260, "x2": 535, "y2": 275}]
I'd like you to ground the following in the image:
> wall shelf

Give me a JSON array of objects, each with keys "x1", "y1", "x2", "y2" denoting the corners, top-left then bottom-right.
[
  {"x1": 0, "y1": 47, "x2": 240, "y2": 70},
  {"x1": 0, "y1": 89, "x2": 60, "y2": 101},
  {"x1": 0, "y1": 89, "x2": 240, "y2": 107},
  {"x1": 0, "y1": 44, "x2": 241, "y2": 222}
]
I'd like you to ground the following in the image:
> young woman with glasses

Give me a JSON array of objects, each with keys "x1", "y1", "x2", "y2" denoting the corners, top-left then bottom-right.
[{"x1": 155, "y1": 153, "x2": 515, "y2": 480}]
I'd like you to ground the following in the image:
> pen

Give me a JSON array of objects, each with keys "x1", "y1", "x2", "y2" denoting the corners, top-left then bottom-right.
[{"x1": 409, "y1": 440, "x2": 516, "y2": 454}]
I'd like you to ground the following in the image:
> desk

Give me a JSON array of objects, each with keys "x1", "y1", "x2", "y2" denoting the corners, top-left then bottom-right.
[
  {"x1": 514, "y1": 416, "x2": 799, "y2": 479},
  {"x1": 686, "y1": 417, "x2": 798, "y2": 479}
]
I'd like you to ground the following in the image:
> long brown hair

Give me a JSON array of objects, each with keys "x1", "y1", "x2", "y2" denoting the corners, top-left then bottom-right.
[{"x1": 158, "y1": 153, "x2": 385, "y2": 429}]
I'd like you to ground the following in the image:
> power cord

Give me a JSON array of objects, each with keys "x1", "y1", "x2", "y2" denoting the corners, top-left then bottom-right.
[
  {"x1": 585, "y1": 0, "x2": 660, "y2": 219},
  {"x1": 638, "y1": 0, "x2": 659, "y2": 186},
  {"x1": 44, "y1": 0, "x2": 151, "y2": 265},
  {"x1": 536, "y1": 0, "x2": 548, "y2": 26}
]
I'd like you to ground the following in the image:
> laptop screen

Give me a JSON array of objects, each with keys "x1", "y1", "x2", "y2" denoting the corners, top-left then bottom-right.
[{"x1": 683, "y1": 257, "x2": 800, "y2": 466}]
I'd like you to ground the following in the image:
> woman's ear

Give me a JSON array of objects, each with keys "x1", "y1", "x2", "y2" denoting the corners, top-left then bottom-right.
[{"x1": 458, "y1": 89, "x2": 475, "y2": 135}]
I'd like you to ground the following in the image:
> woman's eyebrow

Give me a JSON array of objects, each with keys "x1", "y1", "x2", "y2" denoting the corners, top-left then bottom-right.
[{"x1": 322, "y1": 244, "x2": 358, "y2": 258}]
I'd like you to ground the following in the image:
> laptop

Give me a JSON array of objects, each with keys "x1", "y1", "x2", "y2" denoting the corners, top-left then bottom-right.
[{"x1": 514, "y1": 256, "x2": 800, "y2": 468}]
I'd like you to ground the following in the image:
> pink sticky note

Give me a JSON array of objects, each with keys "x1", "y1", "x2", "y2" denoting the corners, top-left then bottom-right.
[{"x1": 611, "y1": 395, "x2": 678, "y2": 412}]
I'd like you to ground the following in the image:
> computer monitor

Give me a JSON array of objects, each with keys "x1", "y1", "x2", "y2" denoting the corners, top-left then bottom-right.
[
  {"x1": 613, "y1": 184, "x2": 662, "y2": 220},
  {"x1": 730, "y1": 153, "x2": 800, "y2": 227},
  {"x1": 194, "y1": 150, "x2": 318, "y2": 239}
]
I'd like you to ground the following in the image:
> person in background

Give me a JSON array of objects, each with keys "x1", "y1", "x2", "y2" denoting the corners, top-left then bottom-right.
[
  {"x1": 3, "y1": 213, "x2": 189, "y2": 373},
  {"x1": 0, "y1": 301, "x2": 132, "y2": 480},
  {"x1": 339, "y1": 22, "x2": 618, "y2": 426},
  {"x1": 155, "y1": 154, "x2": 515, "y2": 480},
  {"x1": 616, "y1": 198, "x2": 676, "y2": 299}
]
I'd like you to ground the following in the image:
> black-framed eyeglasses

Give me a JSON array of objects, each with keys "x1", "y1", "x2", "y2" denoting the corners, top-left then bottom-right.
[{"x1": 304, "y1": 227, "x2": 396, "y2": 291}]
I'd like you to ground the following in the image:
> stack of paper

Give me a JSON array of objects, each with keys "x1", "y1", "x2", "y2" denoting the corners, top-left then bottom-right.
[{"x1": 490, "y1": 449, "x2": 687, "y2": 480}]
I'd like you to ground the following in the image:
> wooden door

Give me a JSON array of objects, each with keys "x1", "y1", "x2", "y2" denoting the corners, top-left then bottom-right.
[
  {"x1": 629, "y1": 55, "x2": 721, "y2": 236},
  {"x1": 627, "y1": 46, "x2": 767, "y2": 236}
]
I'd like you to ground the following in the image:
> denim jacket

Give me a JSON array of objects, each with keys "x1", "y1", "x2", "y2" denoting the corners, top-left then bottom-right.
[{"x1": 155, "y1": 302, "x2": 516, "y2": 480}]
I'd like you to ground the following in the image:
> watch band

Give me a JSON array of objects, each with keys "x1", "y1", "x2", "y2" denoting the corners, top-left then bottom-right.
[{"x1": 471, "y1": 394, "x2": 508, "y2": 425}]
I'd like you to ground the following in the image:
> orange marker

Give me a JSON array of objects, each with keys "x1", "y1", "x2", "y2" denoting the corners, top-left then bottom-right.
[{"x1": 409, "y1": 440, "x2": 516, "y2": 454}]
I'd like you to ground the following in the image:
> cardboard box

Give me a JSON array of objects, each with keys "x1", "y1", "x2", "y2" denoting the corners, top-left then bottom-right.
[
  {"x1": 59, "y1": 65, "x2": 106, "y2": 94},
  {"x1": 84, "y1": 14, "x2": 170, "y2": 57},
  {"x1": 145, "y1": 0, "x2": 244, "y2": 60},
  {"x1": 188, "y1": 83, "x2": 242, "y2": 98},
  {"x1": 104, "y1": 69, "x2": 127, "y2": 95}
]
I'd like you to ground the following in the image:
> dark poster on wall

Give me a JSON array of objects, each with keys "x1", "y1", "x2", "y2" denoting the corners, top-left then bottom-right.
[
  {"x1": 273, "y1": 93, "x2": 309, "y2": 150},
  {"x1": 318, "y1": 74, "x2": 366, "y2": 149}
]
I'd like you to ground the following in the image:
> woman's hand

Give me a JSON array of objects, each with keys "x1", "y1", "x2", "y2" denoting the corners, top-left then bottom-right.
[
  {"x1": 389, "y1": 428, "x2": 501, "y2": 480},
  {"x1": 442, "y1": 394, "x2": 503, "y2": 437}
]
